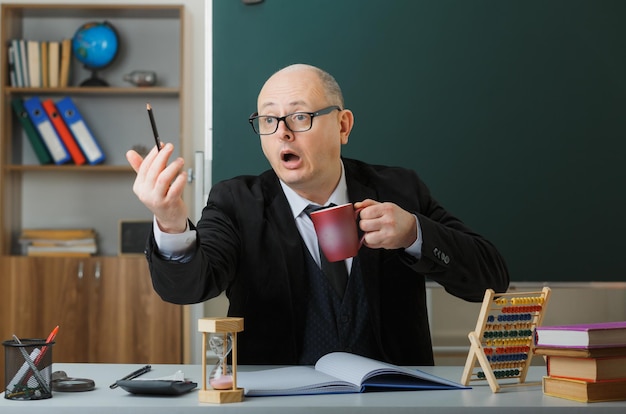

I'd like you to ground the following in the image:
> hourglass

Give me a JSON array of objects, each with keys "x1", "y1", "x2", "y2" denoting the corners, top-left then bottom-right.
[{"x1": 198, "y1": 317, "x2": 244, "y2": 403}]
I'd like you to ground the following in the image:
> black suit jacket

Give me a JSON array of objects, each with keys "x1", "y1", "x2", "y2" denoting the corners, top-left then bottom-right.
[{"x1": 146, "y1": 158, "x2": 509, "y2": 366}]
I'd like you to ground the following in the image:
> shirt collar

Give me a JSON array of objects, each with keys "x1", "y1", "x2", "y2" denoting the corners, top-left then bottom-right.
[{"x1": 280, "y1": 161, "x2": 349, "y2": 219}]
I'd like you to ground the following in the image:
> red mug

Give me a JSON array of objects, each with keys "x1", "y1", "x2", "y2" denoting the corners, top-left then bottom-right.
[{"x1": 309, "y1": 203, "x2": 364, "y2": 262}]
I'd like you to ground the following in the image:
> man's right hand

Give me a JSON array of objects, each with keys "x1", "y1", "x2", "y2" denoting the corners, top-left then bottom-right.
[{"x1": 126, "y1": 143, "x2": 189, "y2": 234}]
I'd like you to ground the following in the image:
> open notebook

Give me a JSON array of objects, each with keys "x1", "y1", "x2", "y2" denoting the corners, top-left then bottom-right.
[{"x1": 237, "y1": 352, "x2": 468, "y2": 397}]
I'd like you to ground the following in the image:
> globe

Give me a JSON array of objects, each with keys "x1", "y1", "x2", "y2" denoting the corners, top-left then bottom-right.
[{"x1": 72, "y1": 21, "x2": 120, "y2": 86}]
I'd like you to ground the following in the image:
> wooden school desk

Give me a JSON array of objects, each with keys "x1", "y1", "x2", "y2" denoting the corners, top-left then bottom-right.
[{"x1": 1, "y1": 363, "x2": 625, "y2": 413}]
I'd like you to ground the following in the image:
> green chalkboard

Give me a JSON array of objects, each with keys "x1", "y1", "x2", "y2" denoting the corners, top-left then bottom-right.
[{"x1": 213, "y1": 0, "x2": 626, "y2": 282}]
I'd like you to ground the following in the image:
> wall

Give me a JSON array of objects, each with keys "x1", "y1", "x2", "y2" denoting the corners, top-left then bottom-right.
[
  {"x1": 212, "y1": 0, "x2": 626, "y2": 284},
  {"x1": 210, "y1": 0, "x2": 626, "y2": 364}
]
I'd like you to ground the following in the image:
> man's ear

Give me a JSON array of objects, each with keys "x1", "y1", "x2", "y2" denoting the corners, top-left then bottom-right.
[{"x1": 339, "y1": 109, "x2": 354, "y2": 144}]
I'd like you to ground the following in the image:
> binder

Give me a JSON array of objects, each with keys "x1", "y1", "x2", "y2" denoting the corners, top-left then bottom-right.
[
  {"x1": 55, "y1": 97, "x2": 105, "y2": 164},
  {"x1": 11, "y1": 98, "x2": 53, "y2": 164},
  {"x1": 23, "y1": 96, "x2": 70, "y2": 164},
  {"x1": 42, "y1": 99, "x2": 86, "y2": 165}
]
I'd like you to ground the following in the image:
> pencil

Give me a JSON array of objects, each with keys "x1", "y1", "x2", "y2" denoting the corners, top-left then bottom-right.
[
  {"x1": 146, "y1": 103, "x2": 161, "y2": 151},
  {"x1": 19, "y1": 325, "x2": 59, "y2": 385}
]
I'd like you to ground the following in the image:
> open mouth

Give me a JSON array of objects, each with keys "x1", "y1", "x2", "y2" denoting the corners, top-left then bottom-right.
[
  {"x1": 281, "y1": 150, "x2": 300, "y2": 163},
  {"x1": 280, "y1": 149, "x2": 303, "y2": 170}
]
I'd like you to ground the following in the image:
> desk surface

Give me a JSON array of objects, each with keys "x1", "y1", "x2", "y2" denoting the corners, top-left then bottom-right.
[{"x1": 1, "y1": 363, "x2": 625, "y2": 413}]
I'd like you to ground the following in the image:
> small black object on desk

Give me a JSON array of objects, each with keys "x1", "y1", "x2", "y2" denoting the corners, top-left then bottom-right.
[
  {"x1": 109, "y1": 365, "x2": 151, "y2": 389},
  {"x1": 51, "y1": 371, "x2": 95, "y2": 392}
]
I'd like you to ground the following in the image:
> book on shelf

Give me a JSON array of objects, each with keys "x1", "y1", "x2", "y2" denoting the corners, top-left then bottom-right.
[
  {"x1": 236, "y1": 352, "x2": 468, "y2": 397},
  {"x1": 29, "y1": 238, "x2": 97, "y2": 247},
  {"x1": 18, "y1": 39, "x2": 30, "y2": 87},
  {"x1": 542, "y1": 375, "x2": 626, "y2": 403},
  {"x1": 41, "y1": 41, "x2": 49, "y2": 88},
  {"x1": 8, "y1": 43, "x2": 17, "y2": 87},
  {"x1": 26, "y1": 244, "x2": 97, "y2": 257},
  {"x1": 20, "y1": 228, "x2": 97, "y2": 257},
  {"x1": 48, "y1": 41, "x2": 60, "y2": 88},
  {"x1": 20, "y1": 228, "x2": 96, "y2": 241},
  {"x1": 535, "y1": 321, "x2": 626, "y2": 349},
  {"x1": 9, "y1": 39, "x2": 24, "y2": 87},
  {"x1": 42, "y1": 98, "x2": 87, "y2": 165},
  {"x1": 8, "y1": 38, "x2": 66, "y2": 89},
  {"x1": 26, "y1": 251, "x2": 95, "y2": 258},
  {"x1": 546, "y1": 354, "x2": 626, "y2": 382},
  {"x1": 55, "y1": 97, "x2": 105, "y2": 164},
  {"x1": 26, "y1": 40, "x2": 41, "y2": 88},
  {"x1": 59, "y1": 38, "x2": 72, "y2": 87},
  {"x1": 11, "y1": 98, "x2": 53, "y2": 164}
]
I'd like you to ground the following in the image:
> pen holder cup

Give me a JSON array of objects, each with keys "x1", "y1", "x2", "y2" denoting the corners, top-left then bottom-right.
[{"x1": 3, "y1": 338, "x2": 54, "y2": 400}]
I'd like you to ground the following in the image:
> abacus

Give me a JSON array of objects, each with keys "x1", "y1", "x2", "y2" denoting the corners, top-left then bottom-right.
[{"x1": 461, "y1": 287, "x2": 551, "y2": 393}]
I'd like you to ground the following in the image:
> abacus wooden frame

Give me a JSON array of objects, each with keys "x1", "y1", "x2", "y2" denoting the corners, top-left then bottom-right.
[{"x1": 461, "y1": 287, "x2": 552, "y2": 393}]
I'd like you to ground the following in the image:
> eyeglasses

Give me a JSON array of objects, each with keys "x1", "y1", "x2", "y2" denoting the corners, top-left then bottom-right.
[{"x1": 248, "y1": 105, "x2": 342, "y2": 135}]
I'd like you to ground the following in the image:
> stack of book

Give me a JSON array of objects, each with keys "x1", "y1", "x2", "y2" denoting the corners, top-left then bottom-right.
[
  {"x1": 535, "y1": 321, "x2": 626, "y2": 403},
  {"x1": 7, "y1": 38, "x2": 72, "y2": 88},
  {"x1": 19, "y1": 228, "x2": 98, "y2": 257}
]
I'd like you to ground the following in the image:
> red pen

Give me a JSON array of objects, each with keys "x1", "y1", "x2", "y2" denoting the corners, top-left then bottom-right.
[
  {"x1": 35, "y1": 325, "x2": 59, "y2": 365},
  {"x1": 20, "y1": 325, "x2": 59, "y2": 385}
]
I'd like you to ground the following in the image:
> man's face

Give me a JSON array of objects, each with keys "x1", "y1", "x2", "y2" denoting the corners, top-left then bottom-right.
[{"x1": 256, "y1": 68, "x2": 351, "y2": 203}]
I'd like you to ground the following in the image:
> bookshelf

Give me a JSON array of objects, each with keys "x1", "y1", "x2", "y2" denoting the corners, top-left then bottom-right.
[
  {"x1": 0, "y1": 3, "x2": 186, "y2": 256},
  {"x1": 0, "y1": 3, "x2": 187, "y2": 384}
]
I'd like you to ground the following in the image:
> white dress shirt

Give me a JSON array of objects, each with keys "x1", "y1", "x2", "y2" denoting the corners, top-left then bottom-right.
[{"x1": 153, "y1": 162, "x2": 423, "y2": 266}]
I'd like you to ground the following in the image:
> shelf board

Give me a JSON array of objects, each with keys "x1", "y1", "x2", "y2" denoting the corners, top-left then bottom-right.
[
  {"x1": 4, "y1": 165, "x2": 134, "y2": 173},
  {"x1": 4, "y1": 87, "x2": 180, "y2": 96},
  {"x1": 3, "y1": 4, "x2": 183, "y2": 19}
]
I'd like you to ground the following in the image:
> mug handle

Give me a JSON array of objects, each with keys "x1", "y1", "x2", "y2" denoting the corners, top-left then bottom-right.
[{"x1": 354, "y1": 207, "x2": 365, "y2": 247}]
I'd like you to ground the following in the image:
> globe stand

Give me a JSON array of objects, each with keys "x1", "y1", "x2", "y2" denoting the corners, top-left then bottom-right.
[{"x1": 80, "y1": 69, "x2": 109, "y2": 87}]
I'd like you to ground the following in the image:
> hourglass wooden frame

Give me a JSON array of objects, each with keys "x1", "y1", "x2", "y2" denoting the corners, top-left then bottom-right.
[
  {"x1": 461, "y1": 287, "x2": 551, "y2": 393},
  {"x1": 198, "y1": 317, "x2": 244, "y2": 404}
]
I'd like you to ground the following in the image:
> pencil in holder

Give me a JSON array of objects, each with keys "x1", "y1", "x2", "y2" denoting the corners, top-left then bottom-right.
[{"x1": 3, "y1": 338, "x2": 55, "y2": 400}]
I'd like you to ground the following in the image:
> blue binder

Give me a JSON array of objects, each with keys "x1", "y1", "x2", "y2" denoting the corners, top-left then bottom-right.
[
  {"x1": 55, "y1": 97, "x2": 105, "y2": 165},
  {"x1": 23, "y1": 96, "x2": 70, "y2": 164}
]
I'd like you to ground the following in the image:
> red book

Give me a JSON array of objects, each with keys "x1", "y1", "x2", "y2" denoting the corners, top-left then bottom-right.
[{"x1": 42, "y1": 99, "x2": 86, "y2": 165}]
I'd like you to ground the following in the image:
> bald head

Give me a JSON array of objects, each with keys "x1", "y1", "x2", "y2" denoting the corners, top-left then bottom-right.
[{"x1": 263, "y1": 64, "x2": 345, "y2": 109}]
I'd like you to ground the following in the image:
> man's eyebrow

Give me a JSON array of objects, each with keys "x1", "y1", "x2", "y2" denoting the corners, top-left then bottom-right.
[
  {"x1": 259, "y1": 100, "x2": 308, "y2": 112},
  {"x1": 259, "y1": 102, "x2": 276, "y2": 111}
]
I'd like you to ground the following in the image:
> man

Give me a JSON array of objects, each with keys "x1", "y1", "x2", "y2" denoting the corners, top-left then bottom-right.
[{"x1": 127, "y1": 64, "x2": 509, "y2": 366}]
